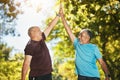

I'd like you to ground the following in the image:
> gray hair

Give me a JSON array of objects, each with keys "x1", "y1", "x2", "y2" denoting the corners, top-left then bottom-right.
[{"x1": 79, "y1": 29, "x2": 93, "y2": 40}]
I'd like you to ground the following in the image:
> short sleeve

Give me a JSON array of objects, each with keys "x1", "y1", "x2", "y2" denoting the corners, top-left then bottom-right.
[
  {"x1": 24, "y1": 44, "x2": 34, "y2": 56},
  {"x1": 94, "y1": 46, "x2": 102, "y2": 59}
]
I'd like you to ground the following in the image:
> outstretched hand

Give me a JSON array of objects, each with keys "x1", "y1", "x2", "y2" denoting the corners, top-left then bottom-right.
[{"x1": 59, "y1": 2, "x2": 64, "y2": 17}]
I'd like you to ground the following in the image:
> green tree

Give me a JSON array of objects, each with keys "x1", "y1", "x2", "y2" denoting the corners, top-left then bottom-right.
[
  {"x1": 0, "y1": 43, "x2": 24, "y2": 80},
  {"x1": 0, "y1": 0, "x2": 22, "y2": 37},
  {"x1": 0, "y1": 1, "x2": 24, "y2": 80},
  {"x1": 47, "y1": 0, "x2": 120, "y2": 80}
]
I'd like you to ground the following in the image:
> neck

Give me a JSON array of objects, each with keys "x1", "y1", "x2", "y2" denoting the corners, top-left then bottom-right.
[{"x1": 31, "y1": 36, "x2": 42, "y2": 41}]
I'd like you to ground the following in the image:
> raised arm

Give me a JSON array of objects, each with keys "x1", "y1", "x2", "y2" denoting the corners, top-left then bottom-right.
[
  {"x1": 21, "y1": 55, "x2": 32, "y2": 80},
  {"x1": 60, "y1": 6, "x2": 75, "y2": 43},
  {"x1": 44, "y1": 14, "x2": 60, "y2": 38}
]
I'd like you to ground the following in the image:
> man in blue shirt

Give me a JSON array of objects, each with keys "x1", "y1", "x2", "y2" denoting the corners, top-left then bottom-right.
[{"x1": 59, "y1": 6, "x2": 110, "y2": 80}]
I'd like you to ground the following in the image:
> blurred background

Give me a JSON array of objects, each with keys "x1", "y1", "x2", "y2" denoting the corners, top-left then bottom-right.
[{"x1": 0, "y1": 0, "x2": 120, "y2": 80}]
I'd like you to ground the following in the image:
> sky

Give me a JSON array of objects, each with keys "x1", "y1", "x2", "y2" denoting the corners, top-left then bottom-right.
[{"x1": 3, "y1": 0, "x2": 58, "y2": 56}]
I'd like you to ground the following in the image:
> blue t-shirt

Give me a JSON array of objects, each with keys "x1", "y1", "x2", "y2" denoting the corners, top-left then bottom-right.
[{"x1": 73, "y1": 38, "x2": 102, "y2": 78}]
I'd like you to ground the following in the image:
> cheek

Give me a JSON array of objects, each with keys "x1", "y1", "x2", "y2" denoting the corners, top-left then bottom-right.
[
  {"x1": 85, "y1": 38, "x2": 90, "y2": 42},
  {"x1": 82, "y1": 37, "x2": 88, "y2": 41},
  {"x1": 36, "y1": 32, "x2": 40, "y2": 36}
]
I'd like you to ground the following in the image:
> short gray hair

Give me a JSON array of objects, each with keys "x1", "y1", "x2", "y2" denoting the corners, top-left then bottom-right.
[{"x1": 79, "y1": 29, "x2": 93, "y2": 40}]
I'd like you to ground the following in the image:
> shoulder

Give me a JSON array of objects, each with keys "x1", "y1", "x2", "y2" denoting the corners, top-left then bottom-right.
[
  {"x1": 73, "y1": 38, "x2": 81, "y2": 48},
  {"x1": 24, "y1": 40, "x2": 35, "y2": 55},
  {"x1": 74, "y1": 38, "x2": 79, "y2": 43},
  {"x1": 91, "y1": 44, "x2": 96, "y2": 47},
  {"x1": 89, "y1": 43, "x2": 97, "y2": 47},
  {"x1": 73, "y1": 38, "x2": 79, "y2": 44},
  {"x1": 26, "y1": 40, "x2": 33, "y2": 46},
  {"x1": 87, "y1": 44, "x2": 98, "y2": 50},
  {"x1": 25, "y1": 40, "x2": 34, "y2": 50}
]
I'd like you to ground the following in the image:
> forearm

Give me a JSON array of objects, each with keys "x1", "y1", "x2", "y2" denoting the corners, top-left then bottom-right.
[
  {"x1": 48, "y1": 16, "x2": 59, "y2": 29},
  {"x1": 44, "y1": 16, "x2": 59, "y2": 37},
  {"x1": 101, "y1": 61, "x2": 110, "y2": 77},
  {"x1": 61, "y1": 15, "x2": 75, "y2": 42},
  {"x1": 21, "y1": 65, "x2": 29, "y2": 80},
  {"x1": 21, "y1": 55, "x2": 31, "y2": 80},
  {"x1": 61, "y1": 15, "x2": 69, "y2": 30},
  {"x1": 99, "y1": 59, "x2": 110, "y2": 79}
]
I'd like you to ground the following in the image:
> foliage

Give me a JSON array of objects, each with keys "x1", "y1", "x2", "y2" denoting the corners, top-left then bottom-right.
[
  {"x1": 47, "y1": 0, "x2": 120, "y2": 80},
  {"x1": 0, "y1": 0, "x2": 120, "y2": 80},
  {"x1": 0, "y1": 43, "x2": 24, "y2": 80},
  {"x1": 0, "y1": 1, "x2": 23, "y2": 79},
  {"x1": 0, "y1": 0, "x2": 22, "y2": 37},
  {"x1": 0, "y1": 43, "x2": 12, "y2": 61}
]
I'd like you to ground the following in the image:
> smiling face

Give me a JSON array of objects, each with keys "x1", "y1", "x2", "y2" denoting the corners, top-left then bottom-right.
[{"x1": 78, "y1": 30, "x2": 91, "y2": 44}]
